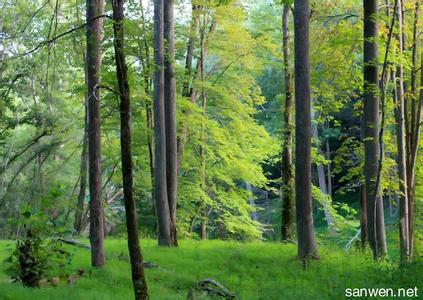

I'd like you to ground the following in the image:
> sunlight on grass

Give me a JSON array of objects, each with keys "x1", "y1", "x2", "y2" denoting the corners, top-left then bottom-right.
[{"x1": 0, "y1": 239, "x2": 421, "y2": 299}]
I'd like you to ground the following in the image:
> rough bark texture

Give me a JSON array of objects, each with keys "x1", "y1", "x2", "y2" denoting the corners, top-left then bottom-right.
[
  {"x1": 280, "y1": 4, "x2": 294, "y2": 242},
  {"x1": 111, "y1": 1, "x2": 149, "y2": 298},
  {"x1": 164, "y1": 0, "x2": 178, "y2": 246},
  {"x1": 294, "y1": 0, "x2": 318, "y2": 260},
  {"x1": 363, "y1": 0, "x2": 387, "y2": 259},
  {"x1": 153, "y1": 0, "x2": 172, "y2": 246},
  {"x1": 394, "y1": 0, "x2": 410, "y2": 263},
  {"x1": 86, "y1": 0, "x2": 105, "y2": 267}
]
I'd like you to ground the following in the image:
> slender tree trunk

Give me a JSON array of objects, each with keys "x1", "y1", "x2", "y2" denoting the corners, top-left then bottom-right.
[
  {"x1": 394, "y1": 0, "x2": 410, "y2": 263},
  {"x1": 164, "y1": 0, "x2": 178, "y2": 247},
  {"x1": 407, "y1": 2, "x2": 420, "y2": 260},
  {"x1": 86, "y1": 0, "x2": 105, "y2": 267},
  {"x1": 363, "y1": 0, "x2": 387, "y2": 260},
  {"x1": 360, "y1": 185, "x2": 368, "y2": 248},
  {"x1": 280, "y1": 4, "x2": 294, "y2": 242},
  {"x1": 182, "y1": 5, "x2": 199, "y2": 98},
  {"x1": 408, "y1": 51, "x2": 423, "y2": 258},
  {"x1": 74, "y1": 101, "x2": 88, "y2": 235},
  {"x1": 138, "y1": 0, "x2": 156, "y2": 220},
  {"x1": 359, "y1": 108, "x2": 369, "y2": 248},
  {"x1": 177, "y1": 5, "x2": 199, "y2": 167},
  {"x1": 111, "y1": 1, "x2": 149, "y2": 297},
  {"x1": 153, "y1": 0, "x2": 171, "y2": 246},
  {"x1": 294, "y1": 0, "x2": 318, "y2": 260},
  {"x1": 312, "y1": 114, "x2": 336, "y2": 233},
  {"x1": 326, "y1": 137, "x2": 332, "y2": 196},
  {"x1": 177, "y1": 9, "x2": 215, "y2": 168},
  {"x1": 199, "y1": 18, "x2": 208, "y2": 240}
]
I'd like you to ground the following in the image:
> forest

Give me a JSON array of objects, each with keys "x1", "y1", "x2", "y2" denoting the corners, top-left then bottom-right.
[{"x1": 0, "y1": 0, "x2": 422, "y2": 299}]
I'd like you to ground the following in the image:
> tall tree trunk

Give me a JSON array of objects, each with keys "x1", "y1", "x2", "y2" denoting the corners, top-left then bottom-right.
[
  {"x1": 164, "y1": 0, "x2": 178, "y2": 247},
  {"x1": 294, "y1": 0, "x2": 318, "y2": 260},
  {"x1": 363, "y1": 0, "x2": 387, "y2": 259},
  {"x1": 153, "y1": 0, "x2": 172, "y2": 246},
  {"x1": 74, "y1": 41, "x2": 89, "y2": 234},
  {"x1": 407, "y1": 2, "x2": 420, "y2": 260},
  {"x1": 86, "y1": 0, "x2": 105, "y2": 267},
  {"x1": 138, "y1": 0, "x2": 156, "y2": 221},
  {"x1": 394, "y1": 0, "x2": 410, "y2": 263},
  {"x1": 280, "y1": 4, "x2": 294, "y2": 242},
  {"x1": 111, "y1": 1, "x2": 149, "y2": 297},
  {"x1": 199, "y1": 17, "x2": 208, "y2": 240},
  {"x1": 408, "y1": 51, "x2": 423, "y2": 258}
]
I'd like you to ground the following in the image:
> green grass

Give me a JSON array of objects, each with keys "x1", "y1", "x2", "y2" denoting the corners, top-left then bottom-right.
[{"x1": 0, "y1": 239, "x2": 422, "y2": 299}]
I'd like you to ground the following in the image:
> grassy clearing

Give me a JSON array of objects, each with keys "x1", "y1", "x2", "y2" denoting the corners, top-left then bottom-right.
[{"x1": 0, "y1": 239, "x2": 422, "y2": 299}]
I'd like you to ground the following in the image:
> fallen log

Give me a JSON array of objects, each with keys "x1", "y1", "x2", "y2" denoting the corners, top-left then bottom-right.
[
  {"x1": 58, "y1": 238, "x2": 90, "y2": 249},
  {"x1": 196, "y1": 278, "x2": 237, "y2": 299}
]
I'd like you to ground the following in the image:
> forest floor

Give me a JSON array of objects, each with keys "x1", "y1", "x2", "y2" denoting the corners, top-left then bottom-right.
[{"x1": 0, "y1": 239, "x2": 422, "y2": 299}]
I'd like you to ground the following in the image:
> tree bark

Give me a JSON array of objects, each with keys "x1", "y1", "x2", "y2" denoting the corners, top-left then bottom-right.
[
  {"x1": 74, "y1": 100, "x2": 88, "y2": 235},
  {"x1": 111, "y1": 1, "x2": 149, "y2": 297},
  {"x1": 360, "y1": 184, "x2": 368, "y2": 248},
  {"x1": 363, "y1": 0, "x2": 387, "y2": 259},
  {"x1": 326, "y1": 137, "x2": 332, "y2": 196},
  {"x1": 394, "y1": 0, "x2": 410, "y2": 263},
  {"x1": 294, "y1": 0, "x2": 318, "y2": 260},
  {"x1": 164, "y1": 0, "x2": 178, "y2": 247},
  {"x1": 86, "y1": 0, "x2": 105, "y2": 267},
  {"x1": 153, "y1": 0, "x2": 172, "y2": 246},
  {"x1": 406, "y1": 2, "x2": 420, "y2": 260},
  {"x1": 280, "y1": 4, "x2": 294, "y2": 242},
  {"x1": 199, "y1": 16, "x2": 208, "y2": 240},
  {"x1": 138, "y1": 0, "x2": 156, "y2": 221}
]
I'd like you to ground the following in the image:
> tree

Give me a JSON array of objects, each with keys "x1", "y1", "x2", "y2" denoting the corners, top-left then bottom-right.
[
  {"x1": 74, "y1": 103, "x2": 88, "y2": 235},
  {"x1": 294, "y1": 0, "x2": 318, "y2": 260},
  {"x1": 153, "y1": 0, "x2": 172, "y2": 246},
  {"x1": 280, "y1": 3, "x2": 294, "y2": 242},
  {"x1": 86, "y1": 0, "x2": 105, "y2": 267},
  {"x1": 111, "y1": 0, "x2": 149, "y2": 297},
  {"x1": 363, "y1": 0, "x2": 387, "y2": 259},
  {"x1": 164, "y1": 0, "x2": 178, "y2": 246},
  {"x1": 406, "y1": 1, "x2": 420, "y2": 260},
  {"x1": 394, "y1": 0, "x2": 409, "y2": 263}
]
